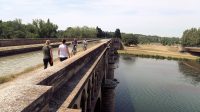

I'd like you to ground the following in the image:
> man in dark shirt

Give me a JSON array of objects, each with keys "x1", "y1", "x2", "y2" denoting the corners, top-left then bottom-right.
[{"x1": 42, "y1": 40, "x2": 53, "y2": 69}]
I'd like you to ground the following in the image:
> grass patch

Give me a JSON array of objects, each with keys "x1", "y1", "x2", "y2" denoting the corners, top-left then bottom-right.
[
  {"x1": 118, "y1": 50, "x2": 190, "y2": 61},
  {"x1": 196, "y1": 58, "x2": 200, "y2": 62},
  {"x1": 0, "y1": 64, "x2": 44, "y2": 84},
  {"x1": 119, "y1": 44, "x2": 199, "y2": 61},
  {"x1": 0, "y1": 57, "x2": 61, "y2": 84},
  {"x1": 0, "y1": 76, "x2": 13, "y2": 84}
]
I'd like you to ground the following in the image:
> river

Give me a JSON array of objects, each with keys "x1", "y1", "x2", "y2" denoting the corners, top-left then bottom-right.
[{"x1": 115, "y1": 55, "x2": 200, "y2": 112}]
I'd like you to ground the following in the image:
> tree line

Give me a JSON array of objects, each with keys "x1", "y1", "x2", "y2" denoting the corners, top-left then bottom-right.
[
  {"x1": 181, "y1": 28, "x2": 200, "y2": 47},
  {"x1": 58, "y1": 26, "x2": 97, "y2": 38},
  {"x1": 3, "y1": 19, "x2": 197, "y2": 47},
  {"x1": 96, "y1": 27, "x2": 121, "y2": 38},
  {"x1": 121, "y1": 33, "x2": 180, "y2": 46},
  {"x1": 0, "y1": 19, "x2": 121, "y2": 39},
  {"x1": 122, "y1": 27, "x2": 200, "y2": 47},
  {"x1": 0, "y1": 19, "x2": 58, "y2": 39}
]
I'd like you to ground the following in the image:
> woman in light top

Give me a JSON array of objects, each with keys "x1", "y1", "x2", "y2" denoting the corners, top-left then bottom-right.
[
  {"x1": 82, "y1": 39, "x2": 88, "y2": 51},
  {"x1": 58, "y1": 39, "x2": 70, "y2": 61}
]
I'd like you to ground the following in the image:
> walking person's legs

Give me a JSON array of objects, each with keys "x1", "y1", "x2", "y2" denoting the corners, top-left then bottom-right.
[
  {"x1": 48, "y1": 58, "x2": 53, "y2": 66},
  {"x1": 43, "y1": 59, "x2": 48, "y2": 69},
  {"x1": 72, "y1": 46, "x2": 76, "y2": 55}
]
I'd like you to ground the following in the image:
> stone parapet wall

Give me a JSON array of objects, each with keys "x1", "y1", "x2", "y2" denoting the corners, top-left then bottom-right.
[
  {"x1": 0, "y1": 38, "x2": 62, "y2": 47},
  {"x1": 0, "y1": 43, "x2": 59, "y2": 57},
  {"x1": 0, "y1": 39, "x2": 99, "y2": 57},
  {"x1": 0, "y1": 38, "x2": 98, "y2": 47}
]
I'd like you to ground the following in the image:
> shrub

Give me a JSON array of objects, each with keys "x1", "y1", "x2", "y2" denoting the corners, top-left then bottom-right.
[{"x1": 122, "y1": 34, "x2": 138, "y2": 46}]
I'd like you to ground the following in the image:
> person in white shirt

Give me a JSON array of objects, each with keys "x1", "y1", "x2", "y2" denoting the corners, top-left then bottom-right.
[
  {"x1": 82, "y1": 39, "x2": 88, "y2": 51},
  {"x1": 58, "y1": 39, "x2": 70, "y2": 61}
]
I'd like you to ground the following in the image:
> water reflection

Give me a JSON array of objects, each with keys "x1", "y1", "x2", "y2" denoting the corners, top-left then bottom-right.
[
  {"x1": 121, "y1": 54, "x2": 136, "y2": 65},
  {"x1": 178, "y1": 61, "x2": 200, "y2": 85},
  {"x1": 115, "y1": 55, "x2": 200, "y2": 112},
  {"x1": 115, "y1": 55, "x2": 136, "y2": 112}
]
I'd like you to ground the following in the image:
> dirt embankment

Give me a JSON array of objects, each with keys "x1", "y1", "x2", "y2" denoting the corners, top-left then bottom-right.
[{"x1": 118, "y1": 44, "x2": 199, "y2": 60}]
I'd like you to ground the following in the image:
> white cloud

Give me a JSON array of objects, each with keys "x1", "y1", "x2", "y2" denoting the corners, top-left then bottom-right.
[{"x1": 0, "y1": 0, "x2": 200, "y2": 37}]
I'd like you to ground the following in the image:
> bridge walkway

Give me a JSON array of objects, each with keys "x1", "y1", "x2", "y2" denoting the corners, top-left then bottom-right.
[{"x1": 0, "y1": 39, "x2": 112, "y2": 112}]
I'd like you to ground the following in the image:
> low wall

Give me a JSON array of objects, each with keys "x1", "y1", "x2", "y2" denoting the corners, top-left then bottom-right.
[
  {"x1": 0, "y1": 43, "x2": 59, "y2": 57},
  {"x1": 0, "y1": 38, "x2": 62, "y2": 47},
  {"x1": 0, "y1": 39, "x2": 99, "y2": 57},
  {"x1": 0, "y1": 38, "x2": 98, "y2": 47},
  {"x1": 0, "y1": 85, "x2": 53, "y2": 112},
  {"x1": 185, "y1": 47, "x2": 200, "y2": 53}
]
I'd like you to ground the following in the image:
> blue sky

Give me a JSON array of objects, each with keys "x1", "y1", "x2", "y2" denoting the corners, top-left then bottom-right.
[{"x1": 0, "y1": 0, "x2": 200, "y2": 37}]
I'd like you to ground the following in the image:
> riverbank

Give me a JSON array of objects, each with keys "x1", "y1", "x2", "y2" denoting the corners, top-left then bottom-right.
[{"x1": 118, "y1": 44, "x2": 200, "y2": 61}]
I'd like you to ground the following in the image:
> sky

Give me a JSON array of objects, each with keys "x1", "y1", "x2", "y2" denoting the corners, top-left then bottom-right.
[{"x1": 0, "y1": 0, "x2": 200, "y2": 37}]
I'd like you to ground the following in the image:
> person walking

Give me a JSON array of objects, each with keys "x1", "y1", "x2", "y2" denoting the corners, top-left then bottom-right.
[
  {"x1": 42, "y1": 40, "x2": 53, "y2": 69},
  {"x1": 58, "y1": 39, "x2": 70, "y2": 61},
  {"x1": 72, "y1": 38, "x2": 78, "y2": 55},
  {"x1": 82, "y1": 39, "x2": 88, "y2": 51}
]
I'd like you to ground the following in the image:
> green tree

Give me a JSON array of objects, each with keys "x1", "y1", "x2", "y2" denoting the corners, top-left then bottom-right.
[
  {"x1": 160, "y1": 37, "x2": 180, "y2": 46},
  {"x1": 181, "y1": 28, "x2": 200, "y2": 47},
  {"x1": 63, "y1": 26, "x2": 96, "y2": 38},
  {"x1": 122, "y1": 33, "x2": 138, "y2": 46},
  {"x1": 25, "y1": 24, "x2": 38, "y2": 38},
  {"x1": 114, "y1": 28, "x2": 121, "y2": 38},
  {"x1": 32, "y1": 19, "x2": 58, "y2": 38},
  {"x1": 96, "y1": 26, "x2": 104, "y2": 38}
]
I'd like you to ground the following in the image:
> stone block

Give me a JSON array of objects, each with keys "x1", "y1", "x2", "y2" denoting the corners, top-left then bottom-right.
[{"x1": 0, "y1": 85, "x2": 52, "y2": 112}]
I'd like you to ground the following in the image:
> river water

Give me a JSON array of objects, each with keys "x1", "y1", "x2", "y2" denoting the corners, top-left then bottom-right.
[{"x1": 115, "y1": 55, "x2": 200, "y2": 112}]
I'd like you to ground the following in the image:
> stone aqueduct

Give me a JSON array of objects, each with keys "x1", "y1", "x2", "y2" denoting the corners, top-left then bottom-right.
[{"x1": 0, "y1": 38, "x2": 123, "y2": 112}]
